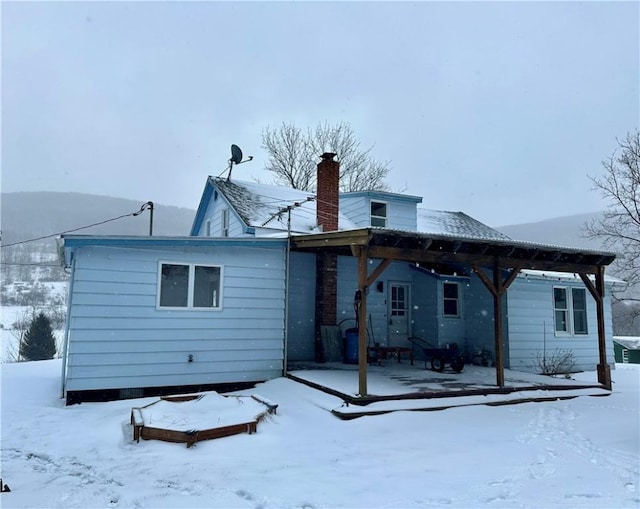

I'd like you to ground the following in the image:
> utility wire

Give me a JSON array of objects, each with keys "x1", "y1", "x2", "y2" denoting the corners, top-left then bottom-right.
[
  {"x1": 0, "y1": 204, "x2": 150, "y2": 249},
  {"x1": 0, "y1": 262, "x2": 59, "y2": 267}
]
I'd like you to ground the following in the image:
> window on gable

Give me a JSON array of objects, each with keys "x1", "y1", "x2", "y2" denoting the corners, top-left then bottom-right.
[
  {"x1": 553, "y1": 286, "x2": 588, "y2": 335},
  {"x1": 205, "y1": 219, "x2": 212, "y2": 237},
  {"x1": 221, "y1": 208, "x2": 229, "y2": 237},
  {"x1": 443, "y1": 282, "x2": 459, "y2": 317},
  {"x1": 159, "y1": 262, "x2": 222, "y2": 309},
  {"x1": 371, "y1": 201, "x2": 387, "y2": 227}
]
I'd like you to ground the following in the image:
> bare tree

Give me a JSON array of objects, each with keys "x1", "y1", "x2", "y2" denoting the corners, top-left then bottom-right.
[
  {"x1": 585, "y1": 130, "x2": 640, "y2": 331},
  {"x1": 262, "y1": 121, "x2": 390, "y2": 192}
]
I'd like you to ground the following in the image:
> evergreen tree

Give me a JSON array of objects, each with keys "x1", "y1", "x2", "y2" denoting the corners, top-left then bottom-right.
[{"x1": 19, "y1": 312, "x2": 56, "y2": 361}]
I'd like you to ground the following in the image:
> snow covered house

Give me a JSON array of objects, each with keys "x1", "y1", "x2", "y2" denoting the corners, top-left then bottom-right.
[
  {"x1": 60, "y1": 153, "x2": 617, "y2": 403},
  {"x1": 613, "y1": 337, "x2": 640, "y2": 364}
]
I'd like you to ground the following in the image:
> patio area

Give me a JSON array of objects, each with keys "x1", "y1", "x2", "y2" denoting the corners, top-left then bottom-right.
[{"x1": 286, "y1": 360, "x2": 611, "y2": 419}]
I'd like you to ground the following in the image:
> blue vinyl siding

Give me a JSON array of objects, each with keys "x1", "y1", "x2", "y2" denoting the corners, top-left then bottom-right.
[
  {"x1": 64, "y1": 244, "x2": 286, "y2": 392},
  {"x1": 506, "y1": 275, "x2": 615, "y2": 373},
  {"x1": 410, "y1": 271, "x2": 438, "y2": 341},
  {"x1": 337, "y1": 257, "x2": 414, "y2": 346},
  {"x1": 409, "y1": 269, "x2": 503, "y2": 362},
  {"x1": 339, "y1": 196, "x2": 369, "y2": 227},
  {"x1": 340, "y1": 193, "x2": 419, "y2": 231},
  {"x1": 286, "y1": 252, "x2": 317, "y2": 361},
  {"x1": 386, "y1": 201, "x2": 419, "y2": 231},
  {"x1": 195, "y1": 192, "x2": 249, "y2": 238},
  {"x1": 464, "y1": 276, "x2": 502, "y2": 357},
  {"x1": 436, "y1": 277, "x2": 468, "y2": 344}
]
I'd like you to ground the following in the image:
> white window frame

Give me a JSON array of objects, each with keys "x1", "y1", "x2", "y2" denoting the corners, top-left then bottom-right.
[
  {"x1": 157, "y1": 261, "x2": 224, "y2": 311},
  {"x1": 370, "y1": 200, "x2": 388, "y2": 228},
  {"x1": 442, "y1": 281, "x2": 460, "y2": 318},
  {"x1": 571, "y1": 287, "x2": 588, "y2": 335},
  {"x1": 553, "y1": 286, "x2": 588, "y2": 336},
  {"x1": 221, "y1": 208, "x2": 229, "y2": 237},
  {"x1": 205, "y1": 219, "x2": 212, "y2": 237}
]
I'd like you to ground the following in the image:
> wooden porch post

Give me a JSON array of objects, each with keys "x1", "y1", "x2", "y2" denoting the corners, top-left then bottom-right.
[
  {"x1": 357, "y1": 246, "x2": 369, "y2": 396},
  {"x1": 472, "y1": 262, "x2": 521, "y2": 389},
  {"x1": 492, "y1": 262, "x2": 505, "y2": 388},
  {"x1": 580, "y1": 267, "x2": 611, "y2": 390}
]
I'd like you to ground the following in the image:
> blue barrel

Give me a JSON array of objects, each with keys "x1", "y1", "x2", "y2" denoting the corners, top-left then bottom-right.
[{"x1": 344, "y1": 328, "x2": 359, "y2": 364}]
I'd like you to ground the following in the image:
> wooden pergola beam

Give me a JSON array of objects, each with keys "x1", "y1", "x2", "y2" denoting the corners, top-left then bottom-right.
[{"x1": 366, "y1": 246, "x2": 604, "y2": 274}]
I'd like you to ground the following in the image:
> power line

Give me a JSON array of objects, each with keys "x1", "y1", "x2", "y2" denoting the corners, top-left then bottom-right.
[
  {"x1": 0, "y1": 262, "x2": 59, "y2": 267},
  {"x1": 0, "y1": 204, "x2": 150, "y2": 249}
]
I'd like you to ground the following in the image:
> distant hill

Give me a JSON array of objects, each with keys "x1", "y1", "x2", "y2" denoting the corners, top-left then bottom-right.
[
  {"x1": 1, "y1": 192, "x2": 197, "y2": 285},
  {"x1": 1, "y1": 192, "x2": 196, "y2": 244},
  {"x1": 495, "y1": 212, "x2": 610, "y2": 252}
]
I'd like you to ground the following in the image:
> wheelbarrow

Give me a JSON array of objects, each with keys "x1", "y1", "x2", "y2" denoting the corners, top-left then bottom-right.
[{"x1": 407, "y1": 337, "x2": 464, "y2": 373}]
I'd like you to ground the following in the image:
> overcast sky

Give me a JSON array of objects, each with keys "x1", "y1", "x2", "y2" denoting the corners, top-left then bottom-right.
[{"x1": 2, "y1": 1, "x2": 638, "y2": 226}]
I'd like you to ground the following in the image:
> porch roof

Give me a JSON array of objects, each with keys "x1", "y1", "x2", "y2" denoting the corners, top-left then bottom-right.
[{"x1": 290, "y1": 227, "x2": 616, "y2": 273}]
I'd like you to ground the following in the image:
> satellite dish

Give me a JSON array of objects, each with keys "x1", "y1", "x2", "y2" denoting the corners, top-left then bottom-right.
[
  {"x1": 230, "y1": 144, "x2": 243, "y2": 165},
  {"x1": 225, "y1": 144, "x2": 253, "y2": 181}
]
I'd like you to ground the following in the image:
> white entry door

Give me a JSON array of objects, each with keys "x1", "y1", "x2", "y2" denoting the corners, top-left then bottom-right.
[{"x1": 388, "y1": 283, "x2": 410, "y2": 347}]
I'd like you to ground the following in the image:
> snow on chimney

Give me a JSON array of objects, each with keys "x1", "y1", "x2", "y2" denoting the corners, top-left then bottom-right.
[{"x1": 316, "y1": 152, "x2": 339, "y2": 232}]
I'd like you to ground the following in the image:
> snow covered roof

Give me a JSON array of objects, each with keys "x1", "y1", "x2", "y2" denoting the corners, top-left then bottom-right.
[
  {"x1": 613, "y1": 337, "x2": 640, "y2": 350},
  {"x1": 417, "y1": 208, "x2": 512, "y2": 241},
  {"x1": 519, "y1": 269, "x2": 625, "y2": 285},
  {"x1": 213, "y1": 177, "x2": 356, "y2": 234}
]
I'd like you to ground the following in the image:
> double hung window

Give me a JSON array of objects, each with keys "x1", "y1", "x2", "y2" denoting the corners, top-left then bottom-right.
[
  {"x1": 553, "y1": 287, "x2": 588, "y2": 335},
  {"x1": 371, "y1": 201, "x2": 387, "y2": 227},
  {"x1": 221, "y1": 209, "x2": 229, "y2": 237},
  {"x1": 443, "y1": 282, "x2": 460, "y2": 317}
]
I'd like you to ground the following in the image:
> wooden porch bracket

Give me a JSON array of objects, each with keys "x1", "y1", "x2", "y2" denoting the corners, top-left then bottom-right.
[
  {"x1": 472, "y1": 262, "x2": 521, "y2": 388},
  {"x1": 366, "y1": 258, "x2": 393, "y2": 288},
  {"x1": 579, "y1": 268, "x2": 611, "y2": 390}
]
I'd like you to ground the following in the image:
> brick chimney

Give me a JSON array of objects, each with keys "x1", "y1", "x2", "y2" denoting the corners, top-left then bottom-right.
[
  {"x1": 316, "y1": 152, "x2": 339, "y2": 232},
  {"x1": 314, "y1": 153, "x2": 339, "y2": 362}
]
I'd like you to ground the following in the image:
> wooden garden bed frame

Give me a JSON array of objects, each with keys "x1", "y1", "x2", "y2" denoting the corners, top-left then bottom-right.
[{"x1": 131, "y1": 393, "x2": 277, "y2": 447}]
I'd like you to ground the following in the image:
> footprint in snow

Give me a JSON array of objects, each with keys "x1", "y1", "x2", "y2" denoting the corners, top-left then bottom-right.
[{"x1": 236, "y1": 489, "x2": 254, "y2": 500}]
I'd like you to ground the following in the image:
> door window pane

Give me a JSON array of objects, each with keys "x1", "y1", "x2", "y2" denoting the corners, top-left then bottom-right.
[{"x1": 391, "y1": 285, "x2": 406, "y2": 316}]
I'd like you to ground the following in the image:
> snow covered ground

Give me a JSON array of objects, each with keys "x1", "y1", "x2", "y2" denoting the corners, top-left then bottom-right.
[{"x1": 1, "y1": 360, "x2": 638, "y2": 509}]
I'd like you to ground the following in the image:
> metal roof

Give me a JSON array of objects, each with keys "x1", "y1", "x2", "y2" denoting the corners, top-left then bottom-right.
[{"x1": 417, "y1": 209, "x2": 511, "y2": 241}]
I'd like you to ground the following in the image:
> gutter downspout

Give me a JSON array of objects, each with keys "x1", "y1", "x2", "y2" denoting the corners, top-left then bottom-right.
[
  {"x1": 60, "y1": 254, "x2": 75, "y2": 400},
  {"x1": 283, "y1": 209, "x2": 292, "y2": 376}
]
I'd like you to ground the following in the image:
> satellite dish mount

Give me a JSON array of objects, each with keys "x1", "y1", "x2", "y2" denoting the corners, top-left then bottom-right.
[{"x1": 227, "y1": 144, "x2": 253, "y2": 180}]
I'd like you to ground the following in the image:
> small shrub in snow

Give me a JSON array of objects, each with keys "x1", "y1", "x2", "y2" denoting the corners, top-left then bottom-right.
[{"x1": 532, "y1": 348, "x2": 576, "y2": 376}]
